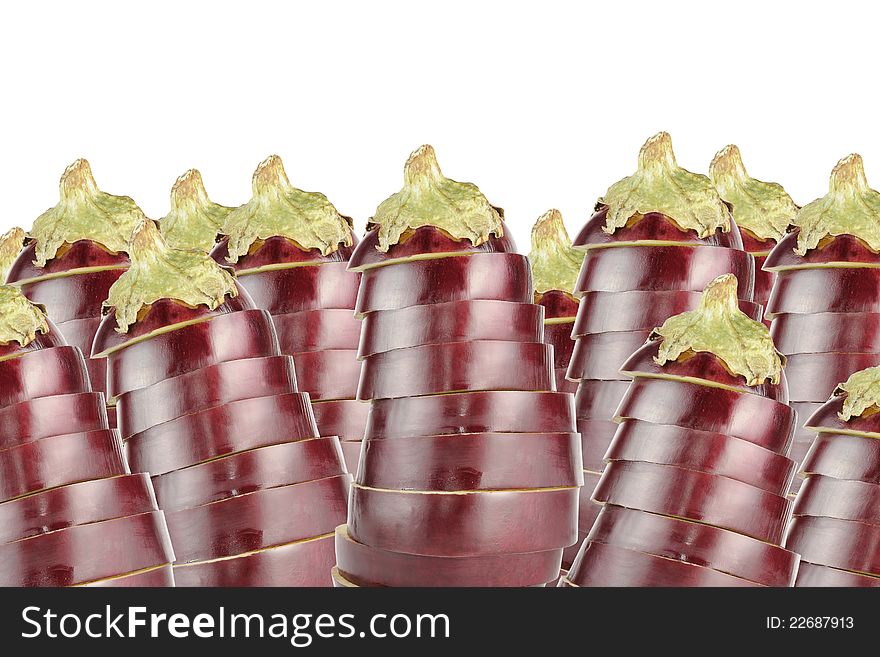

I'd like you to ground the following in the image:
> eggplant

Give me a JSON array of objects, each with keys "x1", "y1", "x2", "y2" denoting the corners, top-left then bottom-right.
[
  {"x1": 615, "y1": 377, "x2": 795, "y2": 454},
  {"x1": 573, "y1": 290, "x2": 762, "y2": 336},
  {"x1": 766, "y1": 268, "x2": 880, "y2": 317},
  {"x1": 20, "y1": 269, "x2": 125, "y2": 324},
  {"x1": 334, "y1": 525, "x2": 562, "y2": 588},
  {"x1": 554, "y1": 368, "x2": 579, "y2": 394},
  {"x1": 709, "y1": 144, "x2": 797, "y2": 317},
  {"x1": 356, "y1": 432, "x2": 583, "y2": 491},
  {"x1": 795, "y1": 561, "x2": 880, "y2": 588},
  {"x1": 578, "y1": 471, "x2": 602, "y2": 533},
  {"x1": 575, "y1": 245, "x2": 755, "y2": 300},
  {"x1": 802, "y1": 433, "x2": 880, "y2": 484},
  {"x1": 0, "y1": 346, "x2": 91, "y2": 408},
  {"x1": 151, "y1": 437, "x2": 347, "y2": 512},
  {"x1": 292, "y1": 349, "x2": 361, "y2": 401},
  {"x1": 357, "y1": 341, "x2": 555, "y2": 400},
  {"x1": 104, "y1": 308, "x2": 280, "y2": 399},
  {"x1": 80, "y1": 565, "x2": 175, "y2": 588},
  {"x1": 784, "y1": 352, "x2": 880, "y2": 402},
  {"x1": 5, "y1": 161, "x2": 144, "y2": 407},
  {"x1": 573, "y1": 380, "x2": 631, "y2": 420},
  {"x1": 566, "y1": 541, "x2": 758, "y2": 587},
  {"x1": 311, "y1": 398, "x2": 370, "y2": 440},
  {"x1": 770, "y1": 312, "x2": 880, "y2": 355},
  {"x1": 274, "y1": 308, "x2": 361, "y2": 353},
  {"x1": 0, "y1": 392, "x2": 109, "y2": 448},
  {"x1": 588, "y1": 505, "x2": 798, "y2": 587},
  {"x1": 174, "y1": 534, "x2": 336, "y2": 587},
  {"x1": 606, "y1": 419, "x2": 796, "y2": 495},
  {"x1": 528, "y1": 209, "x2": 583, "y2": 319},
  {"x1": 0, "y1": 511, "x2": 174, "y2": 587},
  {"x1": 785, "y1": 515, "x2": 880, "y2": 576},
  {"x1": 0, "y1": 473, "x2": 157, "y2": 544},
  {"x1": 577, "y1": 419, "x2": 619, "y2": 471},
  {"x1": 124, "y1": 392, "x2": 319, "y2": 476},
  {"x1": 348, "y1": 484, "x2": 579, "y2": 557},
  {"x1": 348, "y1": 146, "x2": 512, "y2": 271},
  {"x1": 792, "y1": 475, "x2": 880, "y2": 524},
  {"x1": 365, "y1": 391, "x2": 576, "y2": 439},
  {"x1": 231, "y1": 262, "x2": 360, "y2": 314},
  {"x1": 165, "y1": 475, "x2": 350, "y2": 563},
  {"x1": 592, "y1": 461, "x2": 792, "y2": 544},
  {"x1": 621, "y1": 339, "x2": 789, "y2": 403},
  {"x1": 0, "y1": 429, "x2": 126, "y2": 503},
  {"x1": 116, "y1": 354, "x2": 298, "y2": 438},
  {"x1": 355, "y1": 252, "x2": 532, "y2": 317},
  {"x1": 566, "y1": 330, "x2": 652, "y2": 381},
  {"x1": 357, "y1": 300, "x2": 543, "y2": 359}
]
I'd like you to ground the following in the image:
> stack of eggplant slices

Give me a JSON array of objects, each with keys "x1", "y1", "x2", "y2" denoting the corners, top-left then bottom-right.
[{"x1": 3, "y1": 134, "x2": 880, "y2": 587}]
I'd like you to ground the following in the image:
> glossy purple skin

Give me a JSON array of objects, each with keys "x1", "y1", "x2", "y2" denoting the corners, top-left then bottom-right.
[
  {"x1": 793, "y1": 475, "x2": 880, "y2": 525},
  {"x1": 105, "y1": 309, "x2": 280, "y2": 399},
  {"x1": 770, "y1": 312, "x2": 880, "y2": 354},
  {"x1": 348, "y1": 221, "x2": 516, "y2": 272},
  {"x1": 784, "y1": 352, "x2": 880, "y2": 402},
  {"x1": 574, "y1": 380, "x2": 632, "y2": 420},
  {"x1": 577, "y1": 418, "x2": 618, "y2": 471},
  {"x1": 124, "y1": 392, "x2": 319, "y2": 476},
  {"x1": 355, "y1": 252, "x2": 533, "y2": 317},
  {"x1": 606, "y1": 419, "x2": 796, "y2": 495},
  {"x1": 151, "y1": 437, "x2": 347, "y2": 512},
  {"x1": 20, "y1": 268, "x2": 125, "y2": 323},
  {"x1": 83, "y1": 565, "x2": 175, "y2": 588},
  {"x1": 335, "y1": 525, "x2": 563, "y2": 587},
  {"x1": 274, "y1": 308, "x2": 361, "y2": 354},
  {"x1": 764, "y1": 230, "x2": 880, "y2": 271},
  {"x1": 795, "y1": 561, "x2": 880, "y2": 587},
  {"x1": 356, "y1": 431, "x2": 583, "y2": 491},
  {"x1": 785, "y1": 515, "x2": 880, "y2": 576},
  {"x1": 93, "y1": 287, "x2": 254, "y2": 357},
  {"x1": 566, "y1": 330, "x2": 652, "y2": 382},
  {"x1": 765, "y1": 267, "x2": 880, "y2": 317},
  {"x1": 235, "y1": 262, "x2": 360, "y2": 315},
  {"x1": 164, "y1": 475, "x2": 350, "y2": 563},
  {"x1": 567, "y1": 541, "x2": 759, "y2": 587},
  {"x1": 115, "y1": 354, "x2": 298, "y2": 439},
  {"x1": 348, "y1": 485, "x2": 579, "y2": 557},
  {"x1": 311, "y1": 399, "x2": 370, "y2": 441},
  {"x1": 356, "y1": 341, "x2": 555, "y2": 400},
  {"x1": 293, "y1": 350, "x2": 361, "y2": 401},
  {"x1": 572, "y1": 290, "x2": 763, "y2": 336},
  {"x1": 584, "y1": 504, "x2": 798, "y2": 586},
  {"x1": 211, "y1": 233, "x2": 357, "y2": 271},
  {"x1": 620, "y1": 340, "x2": 790, "y2": 403},
  {"x1": 0, "y1": 346, "x2": 91, "y2": 409},
  {"x1": 0, "y1": 511, "x2": 174, "y2": 587},
  {"x1": 174, "y1": 535, "x2": 336, "y2": 587},
  {"x1": 364, "y1": 391, "x2": 576, "y2": 439},
  {"x1": 614, "y1": 377, "x2": 795, "y2": 454},
  {"x1": 6, "y1": 240, "x2": 128, "y2": 283},
  {"x1": 0, "y1": 392, "x2": 109, "y2": 449},
  {"x1": 357, "y1": 300, "x2": 544, "y2": 360},
  {"x1": 0, "y1": 473, "x2": 156, "y2": 544},
  {"x1": 801, "y1": 433, "x2": 880, "y2": 484},
  {"x1": 593, "y1": 460, "x2": 792, "y2": 544},
  {"x1": 572, "y1": 207, "x2": 743, "y2": 250},
  {"x1": 536, "y1": 290, "x2": 579, "y2": 320},
  {"x1": 574, "y1": 245, "x2": 756, "y2": 299},
  {"x1": 0, "y1": 429, "x2": 127, "y2": 503}
]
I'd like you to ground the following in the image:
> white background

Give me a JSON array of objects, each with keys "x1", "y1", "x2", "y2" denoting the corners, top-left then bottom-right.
[{"x1": 1, "y1": 1, "x2": 877, "y2": 250}]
